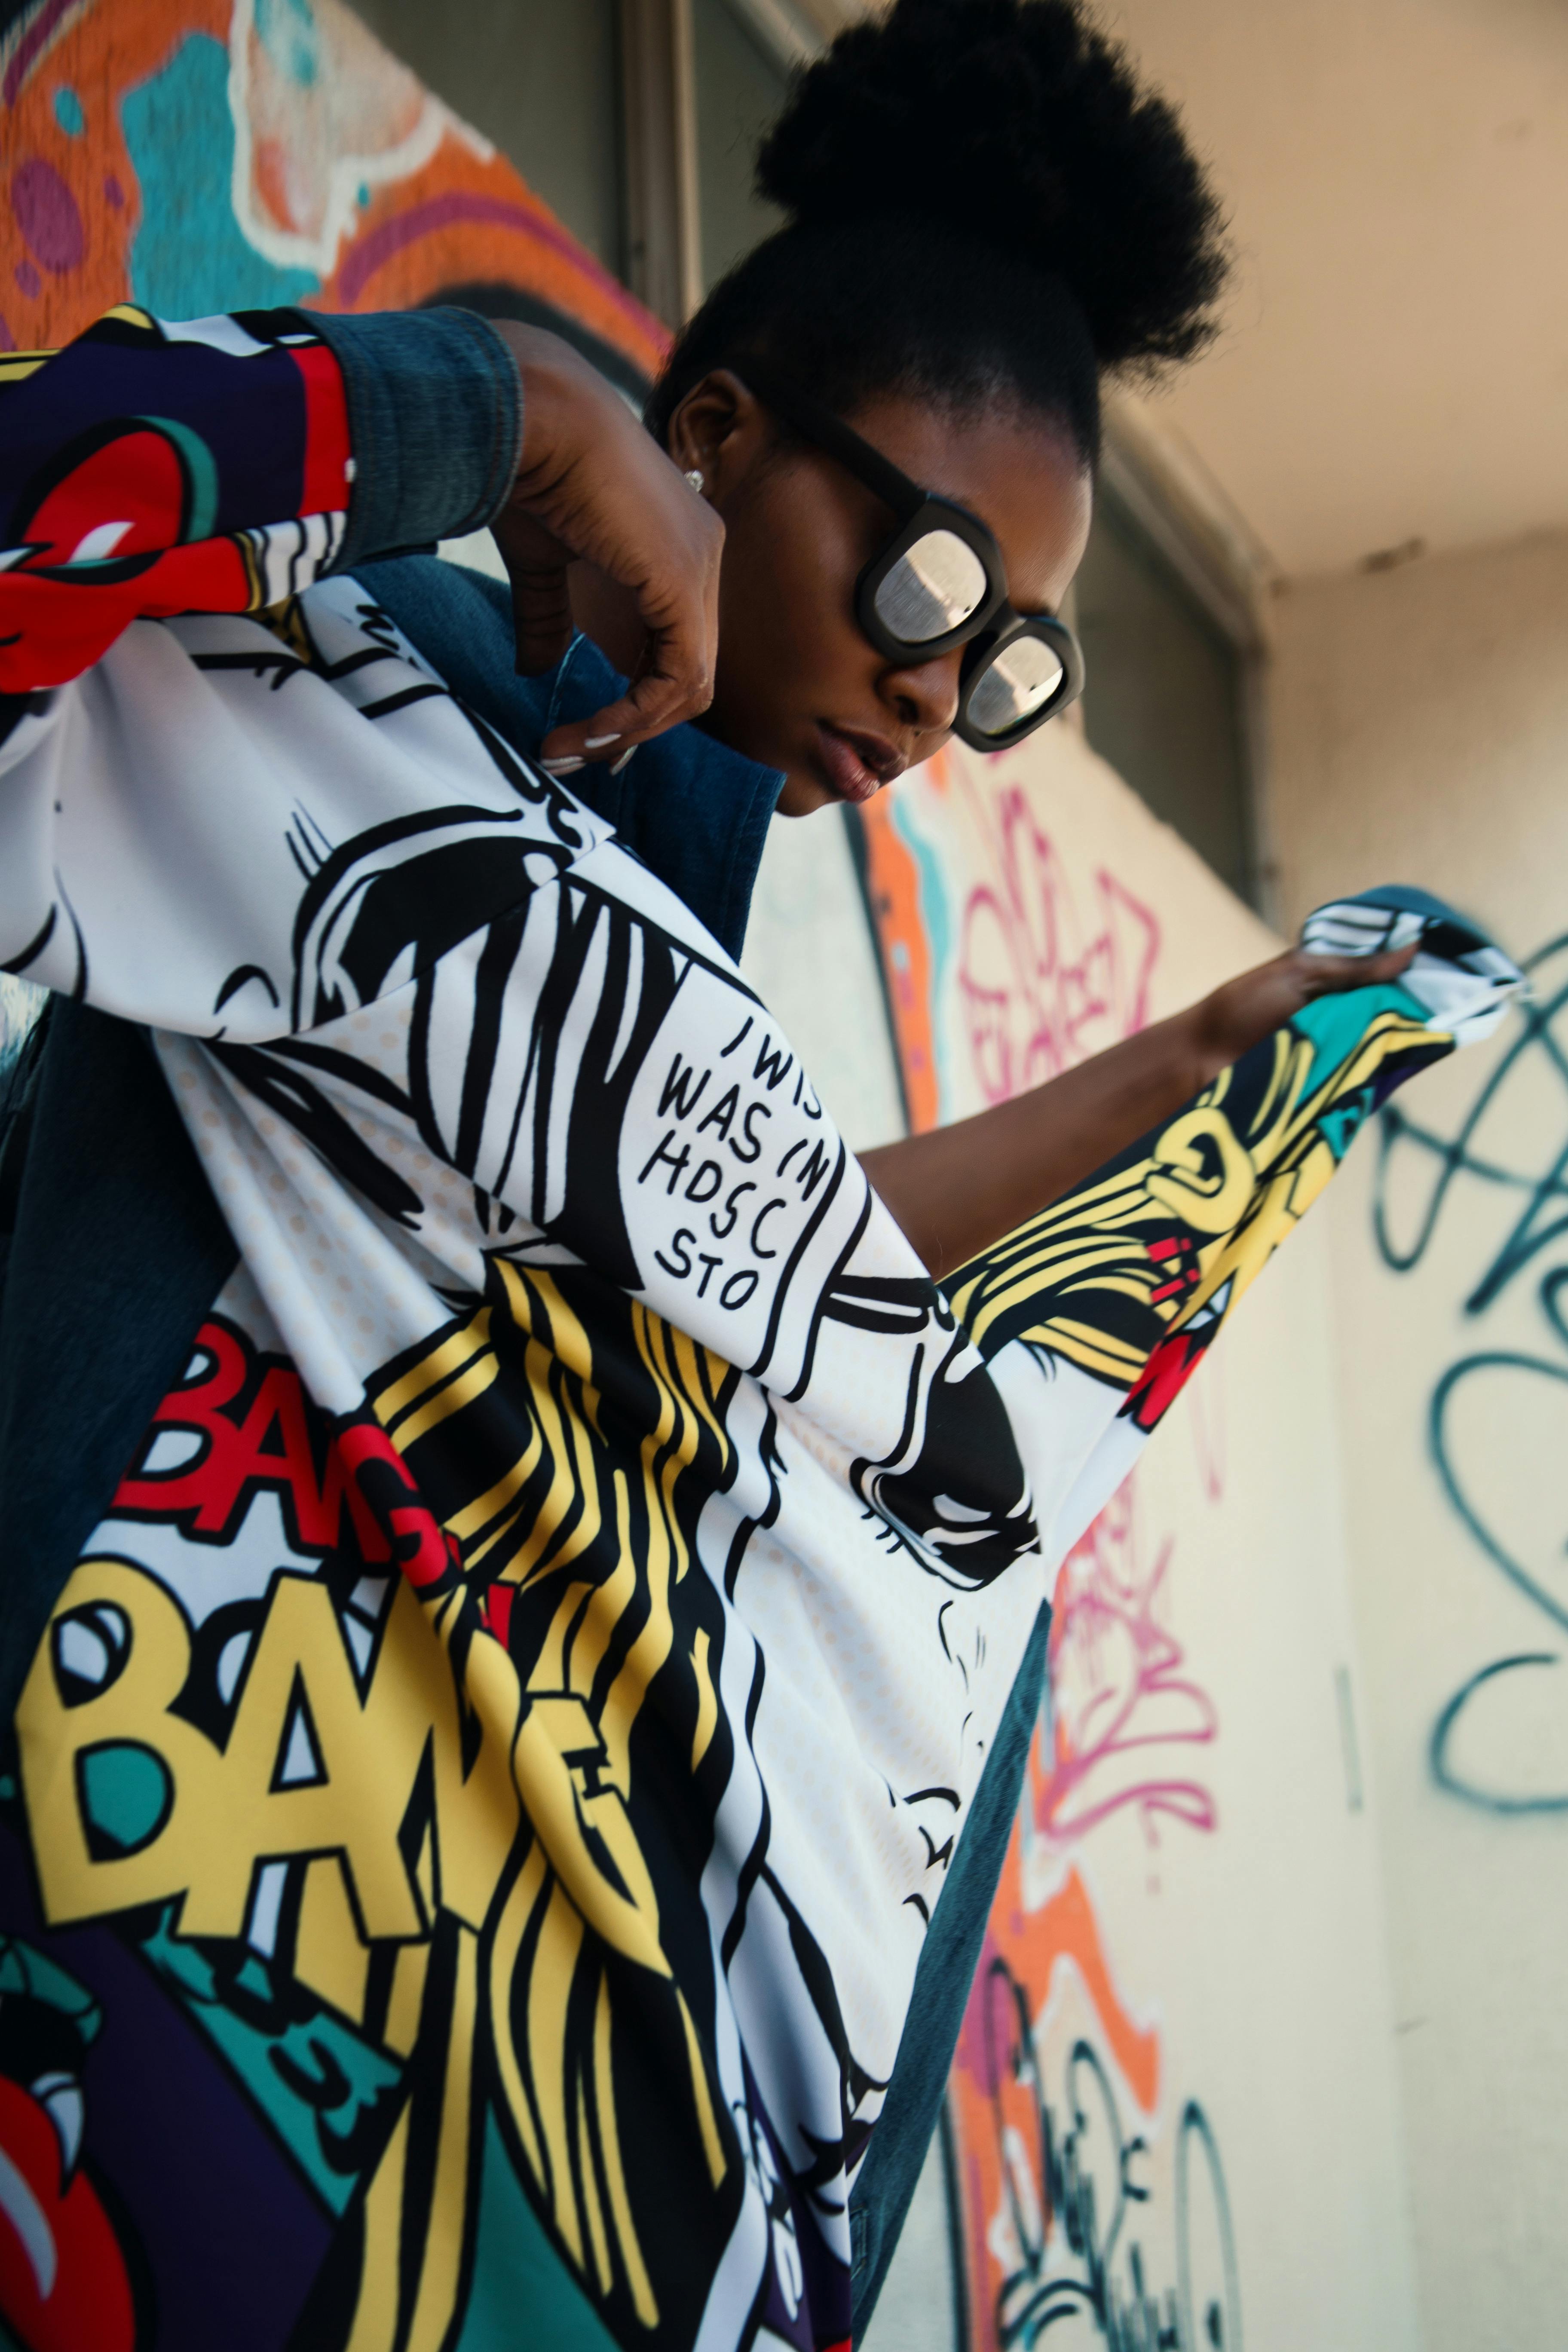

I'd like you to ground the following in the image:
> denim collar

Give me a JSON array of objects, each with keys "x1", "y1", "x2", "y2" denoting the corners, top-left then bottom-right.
[{"x1": 355, "y1": 556, "x2": 784, "y2": 963}]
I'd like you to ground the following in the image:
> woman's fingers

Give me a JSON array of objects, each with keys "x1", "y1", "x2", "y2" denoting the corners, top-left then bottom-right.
[
  {"x1": 1296, "y1": 940, "x2": 1418, "y2": 995},
  {"x1": 538, "y1": 547, "x2": 721, "y2": 767},
  {"x1": 488, "y1": 321, "x2": 724, "y2": 769},
  {"x1": 1195, "y1": 939, "x2": 1422, "y2": 1073},
  {"x1": 491, "y1": 508, "x2": 576, "y2": 678}
]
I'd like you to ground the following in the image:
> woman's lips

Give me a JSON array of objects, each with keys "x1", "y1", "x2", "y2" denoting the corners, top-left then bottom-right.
[{"x1": 815, "y1": 722, "x2": 903, "y2": 805}]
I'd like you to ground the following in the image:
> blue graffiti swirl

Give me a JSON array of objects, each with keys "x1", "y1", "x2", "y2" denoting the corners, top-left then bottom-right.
[{"x1": 1372, "y1": 932, "x2": 1568, "y2": 1814}]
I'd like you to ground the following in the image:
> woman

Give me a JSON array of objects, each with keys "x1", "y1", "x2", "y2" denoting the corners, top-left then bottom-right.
[{"x1": 0, "y1": 4, "x2": 1519, "y2": 2349}]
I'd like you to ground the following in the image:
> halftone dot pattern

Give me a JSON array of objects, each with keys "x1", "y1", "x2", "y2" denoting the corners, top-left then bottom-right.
[{"x1": 159, "y1": 1030, "x2": 463, "y2": 1412}]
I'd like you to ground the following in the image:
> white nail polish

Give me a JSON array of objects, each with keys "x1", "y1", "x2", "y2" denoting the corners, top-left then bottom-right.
[
  {"x1": 539, "y1": 756, "x2": 584, "y2": 774},
  {"x1": 610, "y1": 747, "x2": 637, "y2": 775},
  {"x1": 584, "y1": 733, "x2": 621, "y2": 749}
]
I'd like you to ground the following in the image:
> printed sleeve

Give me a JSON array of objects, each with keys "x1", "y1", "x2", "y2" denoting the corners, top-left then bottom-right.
[
  {"x1": 940, "y1": 890, "x2": 1526, "y2": 1562},
  {"x1": 0, "y1": 306, "x2": 354, "y2": 694}
]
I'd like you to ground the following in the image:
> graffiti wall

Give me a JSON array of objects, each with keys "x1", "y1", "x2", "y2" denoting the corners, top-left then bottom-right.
[
  {"x1": 0, "y1": 0, "x2": 667, "y2": 1062},
  {"x1": 1374, "y1": 937, "x2": 1568, "y2": 1817},
  {"x1": 0, "y1": 0, "x2": 666, "y2": 381},
  {"x1": 3, "y1": 3, "x2": 1432, "y2": 2344}
]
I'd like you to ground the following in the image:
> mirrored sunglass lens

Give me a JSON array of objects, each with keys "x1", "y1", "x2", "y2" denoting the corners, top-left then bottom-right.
[
  {"x1": 967, "y1": 634, "x2": 1065, "y2": 738},
  {"x1": 873, "y1": 530, "x2": 988, "y2": 644}
]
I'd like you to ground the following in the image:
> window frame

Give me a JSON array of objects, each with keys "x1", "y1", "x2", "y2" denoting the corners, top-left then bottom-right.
[
  {"x1": 617, "y1": 0, "x2": 839, "y2": 324},
  {"x1": 1095, "y1": 411, "x2": 1276, "y2": 915}
]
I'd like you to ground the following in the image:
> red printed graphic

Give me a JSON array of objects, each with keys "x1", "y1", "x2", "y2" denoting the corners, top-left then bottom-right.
[
  {"x1": 0, "y1": 2076, "x2": 135, "y2": 2352},
  {"x1": 113, "y1": 1317, "x2": 459, "y2": 1591}
]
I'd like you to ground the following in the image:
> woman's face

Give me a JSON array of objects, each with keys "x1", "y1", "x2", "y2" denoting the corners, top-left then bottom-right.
[{"x1": 669, "y1": 371, "x2": 1093, "y2": 816}]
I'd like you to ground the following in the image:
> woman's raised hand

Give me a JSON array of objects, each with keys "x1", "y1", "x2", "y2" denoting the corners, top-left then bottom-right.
[
  {"x1": 1191, "y1": 940, "x2": 1418, "y2": 1076},
  {"x1": 487, "y1": 322, "x2": 724, "y2": 770},
  {"x1": 861, "y1": 938, "x2": 1421, "y2": 1279}
]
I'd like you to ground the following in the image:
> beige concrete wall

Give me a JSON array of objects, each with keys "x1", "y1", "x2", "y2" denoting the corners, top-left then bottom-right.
[{"x1": 1267, "y1": 525, "x2": 1568, "y2": 2352}]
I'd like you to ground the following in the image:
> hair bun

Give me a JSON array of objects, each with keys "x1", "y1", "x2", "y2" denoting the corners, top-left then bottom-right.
[{"x1": 756, "y1": 0, "x2": 1227, "y2": 370}]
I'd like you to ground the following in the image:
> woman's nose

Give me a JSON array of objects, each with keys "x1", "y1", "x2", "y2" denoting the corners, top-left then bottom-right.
[{"x1": 882, "y1": 651, "x2": 962, "y2": 739}]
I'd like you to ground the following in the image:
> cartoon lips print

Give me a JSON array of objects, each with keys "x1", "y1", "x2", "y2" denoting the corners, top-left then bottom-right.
[
  {"x1": 0, "y1": 2073, "x2": 135, "y2": 2352},
  {"x1": 0, "y1": 419, "x2": 251, "y2": 693}
]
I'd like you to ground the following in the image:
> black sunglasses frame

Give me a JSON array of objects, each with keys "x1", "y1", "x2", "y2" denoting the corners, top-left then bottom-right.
[{"x1": 738, "y1": 364, "x2": 1085, "y2": 751}]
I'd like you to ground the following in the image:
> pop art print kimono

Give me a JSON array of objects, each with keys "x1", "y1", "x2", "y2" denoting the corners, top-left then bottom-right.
[{"x1": 0, "y1": 311, "x2": 1525, "y2": 2352}]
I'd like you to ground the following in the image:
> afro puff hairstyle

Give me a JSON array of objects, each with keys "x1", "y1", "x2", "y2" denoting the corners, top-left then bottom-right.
[{"x1": 646, "y1": 0, "x2": 1229, "y2": 469}]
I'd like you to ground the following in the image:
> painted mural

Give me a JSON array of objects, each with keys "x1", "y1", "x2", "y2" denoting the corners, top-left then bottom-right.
[
  {"x1": 0, "y1": 0, "x2": 647, "y2": 1088},
  {"x1": 0, "y1": 0, "x2": 668, "y2": 383},
  {"x1": 945, "y1": 1493, "x2": 1239, "y2": 2352},
  {"x1": 0, "y1": 0, "x2": 667, "y2": 1066},
  {"x1": 3, "y1": 8, "x2": 1423, "y2": 2344},
  {"x1": 852, "y1": 754, "x2": 1163, "y2": 1136}
]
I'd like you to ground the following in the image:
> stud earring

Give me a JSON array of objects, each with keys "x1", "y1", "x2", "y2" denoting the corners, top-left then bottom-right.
[{"x1": 684, "y1": 469, "x2": 705, "y2": 494}]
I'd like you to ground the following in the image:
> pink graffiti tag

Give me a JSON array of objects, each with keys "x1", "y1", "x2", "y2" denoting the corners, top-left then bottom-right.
[
  {"x1": 1036, "y1": 1488, "x2": 1218, "y2": 1848},
  {"x1": 959, "y1": 785, "x2": 1161, "y2": 1100}
]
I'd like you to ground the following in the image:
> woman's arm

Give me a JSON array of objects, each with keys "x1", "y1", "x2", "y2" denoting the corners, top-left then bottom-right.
[
  {"x1": 0, "y1": 307, "x2": 720, "y2": 762},
  {"x1": 860, "y1": 940, "x2": 1418, "y2": 1278}
]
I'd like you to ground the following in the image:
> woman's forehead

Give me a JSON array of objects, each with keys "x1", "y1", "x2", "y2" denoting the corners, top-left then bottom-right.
[{"x1": 843, "y1": 392, "x2": 1092, "y2": 603}]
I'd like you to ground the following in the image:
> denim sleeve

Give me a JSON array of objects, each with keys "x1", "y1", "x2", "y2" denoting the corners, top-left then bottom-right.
[{"x1": 309, "y1": 309, "x2": 522, "y2": 571}]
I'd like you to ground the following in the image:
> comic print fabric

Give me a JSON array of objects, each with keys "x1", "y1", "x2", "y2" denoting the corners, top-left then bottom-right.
[
  {"x1": 0, "y1": 318, "x2": 1526, "y2": 2352},
  {"x1": 0, "y1": 305, "x2": 350, "y2": 695},
  {"x1": 945, "y1": 888, "x2": 1525, "y2": 1557}
]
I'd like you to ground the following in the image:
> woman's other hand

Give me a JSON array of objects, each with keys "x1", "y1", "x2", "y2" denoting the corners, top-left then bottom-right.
[
  {"x1": 488, "y1": 323, "x2": 724, "y2": 770},
  {"x1": 1191, "y1": 940, "x2": 1418, "y2": 1080},
  {"x1": 861, "y1": 938, "x2": 1420, "y2": 1280}
]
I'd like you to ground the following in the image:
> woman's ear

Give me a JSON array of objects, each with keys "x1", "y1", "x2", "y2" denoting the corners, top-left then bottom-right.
[{"x1": 666, "y1": 371, "x2": 772, "y2": 505}]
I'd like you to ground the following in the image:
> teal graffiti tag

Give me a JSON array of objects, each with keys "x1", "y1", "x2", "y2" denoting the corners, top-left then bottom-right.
[{"x1": 1372, "y1": 931, "x2": 1568, "y2": 1813}]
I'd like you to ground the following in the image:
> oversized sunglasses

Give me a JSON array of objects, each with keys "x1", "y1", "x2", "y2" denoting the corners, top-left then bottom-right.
[{"x1": 739, "y1": 364, "x2": 1085, "y2": 751}]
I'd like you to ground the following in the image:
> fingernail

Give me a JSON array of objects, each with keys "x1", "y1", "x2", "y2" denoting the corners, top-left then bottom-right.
[
  {"x1": 539, "y1": 756, "x2": 584, "y2": 775},
  {"x1": 610, "y1": 747, "x2": 637, "y2": 775},
  {"x1": 584, "y1": 733, "x2": 621, "y2": 749}
]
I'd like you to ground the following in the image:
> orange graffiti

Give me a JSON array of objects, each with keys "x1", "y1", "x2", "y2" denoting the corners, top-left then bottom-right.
[
  {"x1": 949, "y1": 1842, "x2": 1162, "y2": 2352},
  {"x1": 854, "y1": 785, "x2": 941, "y2": 1133},
  {"x1": 975, "y1": 1845, "x2": 1160, "y2": 2121}
]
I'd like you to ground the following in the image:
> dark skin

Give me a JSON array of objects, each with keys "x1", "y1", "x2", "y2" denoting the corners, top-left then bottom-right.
[
  {"x1": 486, "y1": 327, "x2": 1414, "y2": 1279},
  {"x1": 579, "y1": 372, "x2": 1092, "y2": 815}
]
